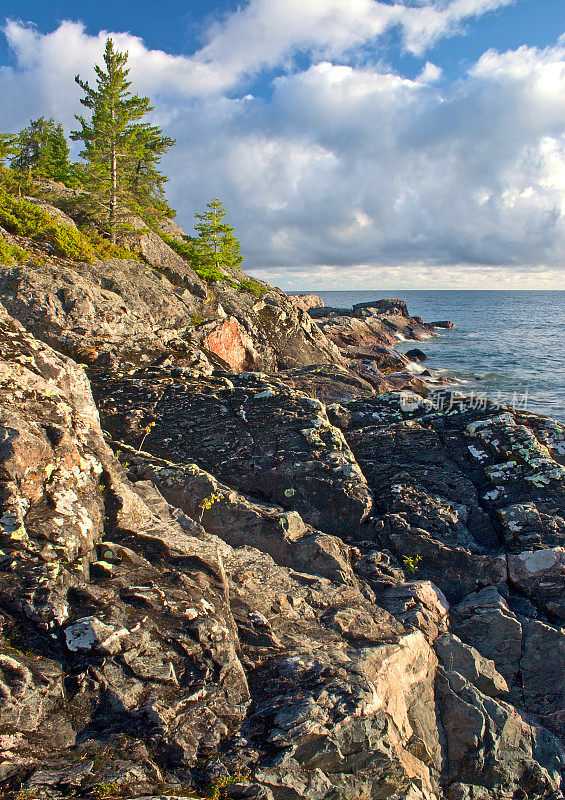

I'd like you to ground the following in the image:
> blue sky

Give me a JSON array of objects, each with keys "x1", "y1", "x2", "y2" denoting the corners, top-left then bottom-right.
[
  {"x1": 2, "y1": 1, "x2": 562, "y2": 83},
  {"x1": 1, "y1": 0, "x2": 564, "y2": 288}
]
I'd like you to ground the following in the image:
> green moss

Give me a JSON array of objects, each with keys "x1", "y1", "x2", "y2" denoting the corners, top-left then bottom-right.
[
  {"x1": 190, "y1": 312, "x2": 207, "y2": 327},
  {"x1": 208, "y1": 775, "x2": 243, "y2": 800},
  {"x1": 94, "y1": 782, "x2": 120, "y2": 798}
]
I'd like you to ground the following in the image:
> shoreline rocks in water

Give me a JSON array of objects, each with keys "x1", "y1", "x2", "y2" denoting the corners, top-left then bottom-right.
[{"x1": 0, "y1": 192, "x2": 564, "y2": 800}]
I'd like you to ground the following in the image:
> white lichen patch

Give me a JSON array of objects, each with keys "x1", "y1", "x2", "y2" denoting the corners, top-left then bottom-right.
[
  {"x1": 254, "y1": 388, "x2": 275, "y2": 400},
  {"x1": 468, "y1": 445, "x2": 488, "y2": 462},
  {"x1": 64, "y1": 616, "x2": 129, "y2": 653}
]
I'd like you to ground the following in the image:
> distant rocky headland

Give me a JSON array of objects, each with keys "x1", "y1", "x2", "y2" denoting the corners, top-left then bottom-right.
[{"x1": 1, "y1": 180, "x2": 564, "y2": 800}]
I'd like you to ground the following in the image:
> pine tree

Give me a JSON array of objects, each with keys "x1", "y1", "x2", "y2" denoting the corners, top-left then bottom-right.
[
  {"x1": 71, "y1": 38, "x2": 175, "y2": 242},
  {"x1": 40, "y1": 122, "x2": 75, "y2": 184},
  {"x1": 11, "y1": 117, "x2": 75, "y2": 184},
  {"x1": 192, "y1": 198, "x2": 244, "y2": 271},
  {"x1": 0, "y1": 133, "x2": 17, "y2": 167},
  {"x1": 128, "y1": 124, "x2": 176, "y2": 217}
]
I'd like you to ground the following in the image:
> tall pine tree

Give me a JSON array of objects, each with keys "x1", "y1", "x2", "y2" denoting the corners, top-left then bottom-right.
[{"x1": 71, "y1": 38, "x2": 174, "y2": 242}]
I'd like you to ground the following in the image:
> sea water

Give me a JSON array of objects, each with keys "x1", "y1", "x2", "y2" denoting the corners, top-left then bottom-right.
[{"x1": 313, "y1": 290, "x2": 565, "y2": 422}]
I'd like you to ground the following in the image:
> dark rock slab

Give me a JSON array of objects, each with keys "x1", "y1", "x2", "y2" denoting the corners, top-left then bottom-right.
[{"x1": 95, "y1": 371, "x2": 373, "y2": 538}]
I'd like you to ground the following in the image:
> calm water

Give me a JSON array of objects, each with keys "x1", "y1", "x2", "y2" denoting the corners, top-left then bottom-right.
[{"x1": 313, "y1": 290, "x2": 565, "y2": 422}]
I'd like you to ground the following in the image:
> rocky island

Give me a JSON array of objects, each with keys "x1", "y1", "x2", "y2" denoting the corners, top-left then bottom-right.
[{"x1": 0, "y1": 178, "x2": 564, "y2": 800}]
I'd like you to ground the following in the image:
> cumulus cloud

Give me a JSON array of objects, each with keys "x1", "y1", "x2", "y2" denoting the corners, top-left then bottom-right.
[{"x1": 0, "y1": 6, "x2": 564, "y2": 288}]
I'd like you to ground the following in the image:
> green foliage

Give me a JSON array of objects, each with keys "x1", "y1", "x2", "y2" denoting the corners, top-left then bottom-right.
[
  {"x1": 11, "y1": 117, "x2": 78, "y2": 186},
  {"x1": 238, "y1": 277, "x2": 268, "y2": 297},
  {"x1": 0, "y1": 163, "x2": 37, "y2": 197},
  {"x1": 127, "y1": 124, "x2": 176, "y2": 218},
  {"x1": 401, "y1": 554, "x2": 422, "y2": 575},
  {"x1": 71, "y1": 38, "x2": 175, "y2": 242},
  {"x1": 79, "y1": 225, "x2": 140, "y2": 261},
  {"x1": 190, "y1": 312, "x2": 207, "y2": 327},
  {"x1": 0, "y1": 188, "x2": 136, "y2": 262},
  {"x1": 192, "y1": 262, "x2": 231, "y2": 284},
  {"x1": 158, "y1": 232, "x2": 229, "y2": 283},
  {"x1": 0, "y1": 188, "x2": 92, "y2": 260},
  {"x1": 208, "y1": 769, "x2": 248, "y2": 800},
  {"x1": 13, "y1": 790, "x2": 38, "y2": 800},
  {"x1": 0, "y1": 235, "x2": 32, "y2": 265},
  {"x1": 198, "y1": 491, "x2": 222, "y2": 522},
  {"x1": 0, "y1": 133, "x2": 18, "y2": 167},
  {"x1": 158, "y1": 200, "x2": 247, "y2": 286},
  {"x1": 192, "y1": 198, "x2": 244, "y2": 272},
  {"x1": 94, "y1": 782, "x2": 120, "y2": 798}
]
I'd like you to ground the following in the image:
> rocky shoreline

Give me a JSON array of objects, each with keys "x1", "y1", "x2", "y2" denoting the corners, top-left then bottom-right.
[{"x1": 0, "y1": 189, "x2": 564, "y2": 800}]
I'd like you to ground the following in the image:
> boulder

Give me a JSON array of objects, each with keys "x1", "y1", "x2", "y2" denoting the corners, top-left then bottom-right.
[
  {"x1": 405, "y1": 348, "x2": 427, "y2": 362},
  {"x1": 288, "y1": 294, "x2": 324, "y2": 311},
  {"x1": 353, "y1": 299, "x2": 410, "y2": 316}
]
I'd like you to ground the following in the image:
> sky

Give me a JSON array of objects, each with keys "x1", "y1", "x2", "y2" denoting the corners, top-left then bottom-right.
[{"x1": 0, "y1": 0, "x2": 564, "y2": 290}]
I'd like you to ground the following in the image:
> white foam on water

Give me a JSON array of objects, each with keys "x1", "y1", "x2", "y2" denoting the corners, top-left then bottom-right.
[{"x1": 406, "y1": 362, "x2": 425, "y2": 374}]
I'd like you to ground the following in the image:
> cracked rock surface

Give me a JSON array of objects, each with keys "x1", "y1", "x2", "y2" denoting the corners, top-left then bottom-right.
[{"x1": 1, "y1": 288, "x2": 564, "y2": 800}]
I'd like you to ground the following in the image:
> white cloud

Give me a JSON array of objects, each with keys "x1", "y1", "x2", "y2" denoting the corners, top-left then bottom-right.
[{"x1": 0, "y1": 11, "x2": 564, "y2": 288}]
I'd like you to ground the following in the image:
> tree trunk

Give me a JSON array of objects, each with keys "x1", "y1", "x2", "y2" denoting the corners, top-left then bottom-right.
[{"x1": 109, "y1": 104, "x2": 117, "y2": 245}]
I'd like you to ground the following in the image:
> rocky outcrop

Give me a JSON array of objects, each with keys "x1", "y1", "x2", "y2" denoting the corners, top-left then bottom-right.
[
  {"x1": 94, "y1": 370, "x2": 373, "y2": 539},
  {"x1": 308, "y1": 301, "x2": 451, "y2": 395},
  {"x1": 1, "y1": 191, "x2": 564, "y2": 800},
  {"x1": 0, "y1": 307, "x2": 446, "y2": 799},
  {"x1": 1, "y1": 300, "x2": 564, "y2": 799},
  {"x1": 288, "y1": 293, "x2": 324, "y2": 311},
  {"x1": 436, "y1": 668, "x2": 562, "y2": 798},
  {"x1": 0, "y1": 199, "x2": 345, "y2": 380}
]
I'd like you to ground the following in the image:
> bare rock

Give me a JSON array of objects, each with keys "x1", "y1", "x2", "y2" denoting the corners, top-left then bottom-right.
[
  {"x1": 288, "y1": 294, "x2": 324, "y2": 311},
  {"x1": 521, "y1": 619, "x2": 565, "y2": 737},
  {"x1": 508, "y1": 547, "x2": 565, "y2": 620},
  {"x1": 378, "y1": 581, "x2": 450, "y2": 643},
  {"x1": 434, "y1": 633, "x2": 508, "y2": 697},
  {"x1": 405, "y1": 349, "x2": 428, "y2": 362},
  {"x1": 202, "y1": 316, "x2": 261, "y2": 371},
  {"x1": 95, "y1": 371, "x2": 373, "y2": 538},
  {"x1": 436, "y1": 668, "x2": 564, "y2": 798},
  {"x1": 497, "y1": 501, "x2": 565, "y2": 552},
  {"x1": 450, "y1": 588, "x2": 523, "y2": 685}
]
